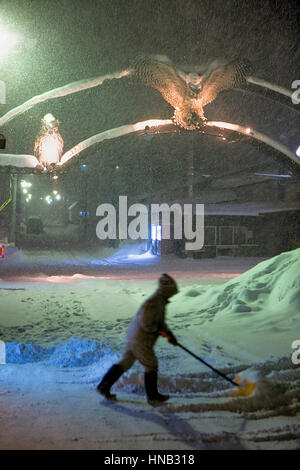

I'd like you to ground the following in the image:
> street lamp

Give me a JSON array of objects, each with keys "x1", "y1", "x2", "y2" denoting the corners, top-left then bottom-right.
[{"x1": 0, "y1": 28, "x2": 22, "y2": 61}]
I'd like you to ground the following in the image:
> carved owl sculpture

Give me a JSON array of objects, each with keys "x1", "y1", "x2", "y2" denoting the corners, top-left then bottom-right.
[
  {"x1": 132, "y1": 55, "x2": 250, "y2": 129},
  {"x1": 34, "y1": 114, "x2": 64, "y2": 169}
]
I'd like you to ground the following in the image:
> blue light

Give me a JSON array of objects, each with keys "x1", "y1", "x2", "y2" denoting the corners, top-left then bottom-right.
[
  {"x1": 151, "y1": 224, "x2": 162, "y2": 241},
  {"x1": 157, "y1": 225, "x2": 162, "y2": 241},
  {"x1": 127, "y1": 251, "x2": 155, "y2": 260},
  {"x1": 81, "y1": 163, "x2": 88, "y2": 169},
  {"x1": 151, "y1": 224, "x2": 157, "y2": 241}
]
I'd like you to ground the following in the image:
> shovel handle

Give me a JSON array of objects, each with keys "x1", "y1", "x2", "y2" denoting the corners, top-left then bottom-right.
[{"x1": 177, "y1": 342, "x2": 240, "y2": 388}]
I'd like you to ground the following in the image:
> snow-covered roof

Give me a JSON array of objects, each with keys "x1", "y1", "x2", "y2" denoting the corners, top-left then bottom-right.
[
  {"x1": 168, "y1": 201, "x2": 300, "y2": 216},
  {"x1": 0, "y1": 154, "x2": 39, "y2": 168}
]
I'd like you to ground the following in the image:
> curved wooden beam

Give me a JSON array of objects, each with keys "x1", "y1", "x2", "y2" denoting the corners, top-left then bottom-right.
[
  {"x1": 58, "y1": 119, "x2": 173, "y2": 166},
  {"x1": 0, "y1": 70, "x2": 131, "y2": 127},
  {"x1": 205, "y1": 121, "x2": 300, "y2": 167},
  {"x1": 1, "y1": 119, "x2": 299, "y2": 171},
  {"x1": 247, "y1": 76, "x2": 292, "y2": 99},
  {"x1": 59, "y1": 118, "x2": 300, "y2": 169}
]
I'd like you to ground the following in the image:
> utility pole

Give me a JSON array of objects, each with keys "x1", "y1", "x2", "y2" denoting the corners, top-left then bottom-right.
[
  {"x1": 8, "y1": 173, "x2": 17, "y2": 243},
  {"x1": 147, "y1": 154, "x2": 153, "y2": 251},
  {"x1": 144, "y1": 134, "x2": 154, "y2": 251},
  {"x1": 187, "y1": 135, "x2": 194, "y2": 200}
]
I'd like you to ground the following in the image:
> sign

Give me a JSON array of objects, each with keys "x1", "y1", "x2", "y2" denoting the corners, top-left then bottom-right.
[{"x1": 0, "y1": 134, "x2": 6, "y2": 149}]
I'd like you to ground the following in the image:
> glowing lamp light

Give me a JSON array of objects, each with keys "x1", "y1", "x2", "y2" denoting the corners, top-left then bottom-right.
[
  {"x1": 151, "y1": 225, "x2": 156, "y2": 241},
  {"x1": 151, "y1": 224, "x2": 162, "y2": 241},
  {"x1": 38, "y1": 134, "x2": 62, "y2": 165},
  {"x1": 296, "y1": 146, "x2": 300, "y2": 158},
  {"x1": 34, "y1": 113, "x2": 64, "y2": 167},
  {"x1": 127, "y1": 251, "x2": 155, "y2": 260},
  {"x1": 245, "y1": 128, "x2": 252, "y2": 134},
  {"x1": 23, "y1": 189, "x2": 28, "y2": 194},
  {"x1": 157, "y1": 225, "x2": 162, "y2": 241},
  {"x1": 21, "y1": 180, "x2": 32, "y2": 188},
  {"x1": 0, "y1": 29, "x2": 22, "y2": 60},
  {"x1": 55, "y1": 194, "x2": 61, "y2": 201}
]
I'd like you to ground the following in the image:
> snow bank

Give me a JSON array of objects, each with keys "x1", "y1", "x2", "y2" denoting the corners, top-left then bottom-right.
[
  {"x1": 5, "y1": 338, "x2": 118, "y2": 368},
  {"x1": 6, "y1": 342, "x2": 54, "y2": 364},
  {"x1": 0, "y1": 248, "x2": 299, "y2": 421},
  {"x1": 171, "y1": 248, "x2": 300, "y2": 360},
  {"x1": 2, "y1": 338, "x2": 300, "y2": 417},
  {"x1": 180, "y1": 247, "x2": 300, "y2": 317}
]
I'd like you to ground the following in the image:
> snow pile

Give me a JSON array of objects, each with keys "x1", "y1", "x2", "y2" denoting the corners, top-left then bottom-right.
[
  {"x1": 6, "y1": 342, "x2": 54, "y2": 364},
  {"x1": 48, "y1": 338, "x2": 119, "y2": 367},
  {"x1": 5, "y1": 338, "x2": 119, "y2": 368},
  {"x1": 180, "y1": 247, "x2": 300, "y2": 317},
  {"x1": 171, "y1": 248, "x2": 300, "y2": 360}
]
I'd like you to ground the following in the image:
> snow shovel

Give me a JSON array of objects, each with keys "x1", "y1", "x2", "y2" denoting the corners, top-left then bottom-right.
[
  {"x1": 177, "y1": 342, "x2": 256, "y2": 396},
  {"x1": 160, "y1": 332, "x2": 256, "y2": 397}
]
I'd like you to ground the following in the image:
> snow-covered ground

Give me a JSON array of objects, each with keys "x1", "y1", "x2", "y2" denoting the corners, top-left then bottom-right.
[
  {"x1": 0, "y1": 245, "x2": 299, "y2": 450},
  {"x1": 0, "y1": 240, "x2": 264, "y2": 277}
]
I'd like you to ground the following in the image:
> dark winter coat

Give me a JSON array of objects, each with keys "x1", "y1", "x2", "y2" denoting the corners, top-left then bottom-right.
[{"x1": 126, "y1": 290, "x2": 170, "y2": 349}]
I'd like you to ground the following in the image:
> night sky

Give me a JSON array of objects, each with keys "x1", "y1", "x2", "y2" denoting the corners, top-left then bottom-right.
[{"x1": 0, "y1": 0, "x2": 300, "y2": 202}]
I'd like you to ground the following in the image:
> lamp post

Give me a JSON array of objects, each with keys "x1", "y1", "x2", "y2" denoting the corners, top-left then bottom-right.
[
  {"x1": 144, "y1": 134, "x2": 154, "y2": 251},
  {"x1": 8, "y1": 173, "x2": 17, "y2": 243},
  {"x1": 80, "y1": 163, "x2": 89, "y2": 244},
  {"x1": 187, "y1": 135, "x2": 195, "y2": 200},
  {"x1": 148, "y1": 154, "x2": 153, "y2": 251}
]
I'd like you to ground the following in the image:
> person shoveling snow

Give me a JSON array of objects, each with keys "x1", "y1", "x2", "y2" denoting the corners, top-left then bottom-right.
[
  {"x1": 97, "y1": 273, "x2": 178, "y2": 405},
  {"x1": 97, "y1": 272, "x2": 257, "y2": 404}
]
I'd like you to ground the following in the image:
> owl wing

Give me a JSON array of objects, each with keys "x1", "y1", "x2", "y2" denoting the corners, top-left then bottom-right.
[
  {"x1": 198, "y1": 59, "x2": 250, "y2": 108},
  {"x1": 133, "y1": 56, "x2": 193, "y2": 110}
]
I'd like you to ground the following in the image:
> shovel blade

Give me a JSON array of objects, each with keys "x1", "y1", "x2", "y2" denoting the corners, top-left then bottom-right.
[{"x1": 229, "y1": 375, "x2": 257, "y2": 397}]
